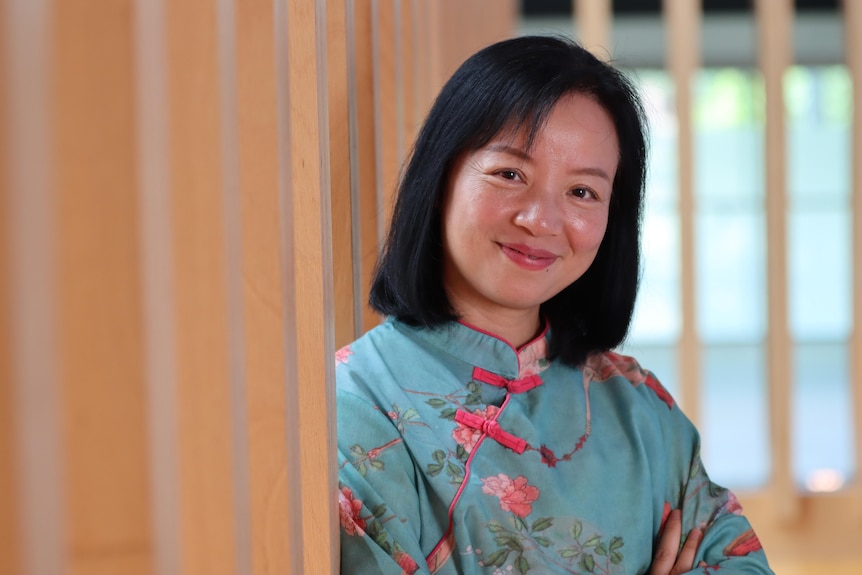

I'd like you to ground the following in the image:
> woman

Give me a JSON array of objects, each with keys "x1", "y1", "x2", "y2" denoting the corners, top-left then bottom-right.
[{"x1": 336, "y1": 36, "x2": 773, "y2": 575}]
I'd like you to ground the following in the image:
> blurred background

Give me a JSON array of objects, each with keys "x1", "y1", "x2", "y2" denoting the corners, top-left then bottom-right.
[{"x1": 1, "y1": 0, "x2": 860, "y2": 574}]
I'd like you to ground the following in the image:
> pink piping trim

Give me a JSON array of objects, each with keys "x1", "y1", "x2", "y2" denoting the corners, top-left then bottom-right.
[
  {"x1": 456, "y1": 319, "x2": 550, "y2": 374},
  {"x1": 425, "y1": 394, "x2": 517, "y2": 571}
]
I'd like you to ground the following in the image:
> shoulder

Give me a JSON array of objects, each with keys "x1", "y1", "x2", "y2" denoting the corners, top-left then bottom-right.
[{"x1": 584, "y1": 350, "x2": 675, "y2": 410}]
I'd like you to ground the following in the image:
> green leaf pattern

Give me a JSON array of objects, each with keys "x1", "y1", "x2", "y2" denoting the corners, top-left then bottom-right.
[{"x1": 478, "y1": 516, "x2": 626, "y2": 574}]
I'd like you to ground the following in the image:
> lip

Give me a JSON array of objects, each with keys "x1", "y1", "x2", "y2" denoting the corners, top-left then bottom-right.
[{"x1": 499, "y1": 242, "x2": 558, "y2": 270}]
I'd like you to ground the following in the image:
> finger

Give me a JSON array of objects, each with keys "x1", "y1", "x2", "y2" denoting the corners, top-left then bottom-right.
[
  {"x1": 650, "y1": 509, "x2": 682, "y2": 575},
  {"x1": 670, "y1": 527, "x2": 703, "y2": 575}
]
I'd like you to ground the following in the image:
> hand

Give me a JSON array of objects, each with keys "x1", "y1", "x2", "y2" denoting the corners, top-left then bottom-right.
[{"x1": 650, "y1": 509, "x2": 704, "y2": 575}]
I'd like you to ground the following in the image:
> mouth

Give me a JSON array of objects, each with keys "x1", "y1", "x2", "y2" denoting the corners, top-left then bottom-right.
[{"x1": 499, "y1": 243, "x2": 557, "y2": 270}]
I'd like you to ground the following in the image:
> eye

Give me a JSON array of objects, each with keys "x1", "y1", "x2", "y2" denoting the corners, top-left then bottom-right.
[
  {"x1": 569, "y1": 187, "x2": 596, "y2": 200},
  {"x1": 496, "y1": 169, "x2": 521, "y2": 181}
]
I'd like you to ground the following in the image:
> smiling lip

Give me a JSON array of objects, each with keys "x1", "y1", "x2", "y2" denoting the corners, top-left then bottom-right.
[{"x1": 499, "y1": 243, "x2": 558, "y2": 270}]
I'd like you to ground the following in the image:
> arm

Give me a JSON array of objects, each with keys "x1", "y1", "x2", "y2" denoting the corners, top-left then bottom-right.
[
  {"x1": 656, "y1": 386, "x2": 775, "y2": 574},
  {"x1": 337, "y1": 390, "x2": 428, "y2": 575}
]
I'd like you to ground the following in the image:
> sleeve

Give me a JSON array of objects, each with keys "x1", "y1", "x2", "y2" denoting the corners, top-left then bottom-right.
[
  {"x1": 337, "y1": 389, "x2": 429, "y2": 575},
  {"x1": 650, "y1": 373, "x2": 775, "y2": 574}
]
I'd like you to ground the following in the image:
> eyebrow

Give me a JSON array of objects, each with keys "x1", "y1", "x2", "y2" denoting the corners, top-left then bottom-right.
[
  {"x1": 486, "y1": 143, "x2": 531, "y2": 161},
  {"x1": 484, "y1": 143, "x2": 613, "y2": 183}
]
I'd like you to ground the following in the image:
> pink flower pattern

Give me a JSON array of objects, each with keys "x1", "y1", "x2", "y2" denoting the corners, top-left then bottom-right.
[
  {"x1": 517, "y1": 337, "x2": 550, "y2": 378},
  {"x1": 587, "y1": 351, "x2": 675, "y2": 409},
  {"x1": 452, "y1": 405, "x2": 500, "y2": 453},
  {"x1": 338, "y1": 486, "x2": 366, "y2": 536},
  {"x1": 335, "y1": 345, "x2": 353, "y2": 366},
  {"x1": 393, "y1": 548, "x2": 419, "y2": 574},
  {"x1": 481, "y1": 473, "x2": 540, "y2": 517}
]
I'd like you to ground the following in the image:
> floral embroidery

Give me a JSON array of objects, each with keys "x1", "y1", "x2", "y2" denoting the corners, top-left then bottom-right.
[
  {"x1": 587, "y1": 352, "x2": 675, "y2": 409},
  {"x1": 393, "y1": 545, "x2": 419, "y2": 574},
  {"x1": 452, "y1": 405, "x2": 500, "y2": 453},
  {"x1": 385, "y1": 403, "x2": 429, "y2": 434},
  {"x1": 481, "y1": 474, "x2": 540, "y2": 518},
  {"x1": 342, "y1": 438, "x2": 403, "y2": 476},
  {"x1": 723, "y1": 529, "x2": 762, "y2": 557},
  {"x1": 336, "y1": 345, "x2": 353, "y2": 366},
  {"x1": 338, "y1": 486, "x2": 366, "y2": 536},
  {"x1": 720, "y1": 491, "x2": 744, "y2": 516},
  {"x1": 478, "y1": 514, "x2": 627, "y2": 575},
  {"x1": 517, "y1": 337, "x2": 551, "y2": 378},
  {"x1": 405, "y1": 382, "x2": 482, "y2": 484}
]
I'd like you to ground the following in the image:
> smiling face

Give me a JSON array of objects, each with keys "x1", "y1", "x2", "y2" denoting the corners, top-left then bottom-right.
[{"x1": 441, "y1": 92, "x2": 620, "y2": 340}]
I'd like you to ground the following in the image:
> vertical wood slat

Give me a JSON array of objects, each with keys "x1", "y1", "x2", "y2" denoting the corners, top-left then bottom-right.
[
  {"x1": 663, "y1": 0, "x2": 701, "y2": 426},
  {"x1": 53, "y1": 1, "x2": 154, "y2": 572},
  {"x1": 216, "y1": 0, "x2": 253, "y2": 570},
  {"x1": 574, "y1": 0, "x2": 612, "y2": 60},
  {"x1": 283, "y1": 0, "x2": 339, "y2": 572},
  {"x1": 329, "y1": 0, "x2": 357, "y2": 349},
  {"x1": 373, "y1": 0, "x2": 400, "y2": 242},
  {"x1": 844, "y1": 0, "x2": 862, "y2": 520},
  {"x1": 755, "y1": 0, "x2": 798, "y2": 523},
  {"x1": 235, "y1": 0, "x2": 295, "y2": 572},
  {"x1": 0, "y1": 3, "x2": 20, "y2": 569},
  {"x1": 132, "y1": 0, "x2": 181, "y2": 574},
  {"x1": 400, "y1": 0, "x2": 418, "y2": 153},
  {"x1": 2, "y1": 2, "x2": 64, "y2": 575},
  {"x1": 351, "y1": 0, "x2": 382, "y2": 334},
  {"x1": 166, "y1": 0, "x2": 239, "y2": 572}
]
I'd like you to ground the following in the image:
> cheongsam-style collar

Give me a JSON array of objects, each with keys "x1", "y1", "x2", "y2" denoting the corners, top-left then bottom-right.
[{"x1": 391, "y1": 318, "x2": 551, "y2": 385}]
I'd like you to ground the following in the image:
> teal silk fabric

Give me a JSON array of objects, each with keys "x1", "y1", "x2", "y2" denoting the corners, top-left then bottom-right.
[{"x1": 336, "y1": 319, "x2": 774, "y2": 575}]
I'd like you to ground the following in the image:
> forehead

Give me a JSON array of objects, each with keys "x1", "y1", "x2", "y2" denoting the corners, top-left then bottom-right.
[
  {"x1": 480, "y1": 93, "x2": 618, "y2": 154},
  {"x1": 480, "y1": 94, "x2": 620, "y2": 164}
]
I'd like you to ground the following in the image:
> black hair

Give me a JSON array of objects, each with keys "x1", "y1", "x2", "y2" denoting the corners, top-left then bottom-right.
[{"x1": 369, "y1": 35, "x2": 648, "y2": 367}]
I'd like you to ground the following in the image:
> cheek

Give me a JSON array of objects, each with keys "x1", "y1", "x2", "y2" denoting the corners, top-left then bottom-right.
[{"x1": 566, "y1": 212, "x2": 610, "y2": 251}]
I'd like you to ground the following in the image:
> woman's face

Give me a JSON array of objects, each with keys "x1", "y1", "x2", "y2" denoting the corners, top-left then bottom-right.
[{"x1": 441, "y1": 92, "x2": 619, "y2": 326}]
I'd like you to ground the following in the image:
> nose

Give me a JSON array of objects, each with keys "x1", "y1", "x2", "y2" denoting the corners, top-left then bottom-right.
[{"x1": 513, "y1": 188, "x2": 562, "y2": 235}]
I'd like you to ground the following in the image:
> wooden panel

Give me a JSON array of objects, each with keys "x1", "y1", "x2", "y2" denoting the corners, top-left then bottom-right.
[
  {"x1": 329, "y1": 0, "x2": 356, "y2": 348},
  {"x1": 166, "y1": 0, "x2": 239, "y2": 572},
  {"x1": 52, "y1": 1, "x2": 153, "y2": 573},
  {"x1": 374, "y1": 0, "x2": 399, "y2": 240},
  {"x1": 1, "y1": 3, "x2": 64, "y2": 574},
  {"x1": 663, "y1": 0, "x2": 701, "y2": 424},
  {"x1": 353, "y1": 0, "x2": 381, "y2": 333},
  {"x1": 283, "y1": 0, "x2": 338, "y2": 572},
  {"x1": 754, "y1": 0, "x2": 798, "y2": 523},
  {"x1": 132, "y1": 1, "x2": 181, "y2": 574},
  {"x1": 844, "y1": 0, "x2": 862, "y2": 522},
  {"x1": 235, "y1": 0, "x2": 295, "y2": 573},
  {"x1": 575, "y1": 0, "x2": 612, "y2": 59},
  {"x1": 400, "y1": 0, "x2": 418, "y2": 153},
  {"x1": 0, "y1": 4, "x2": 21, "y2": 574}
]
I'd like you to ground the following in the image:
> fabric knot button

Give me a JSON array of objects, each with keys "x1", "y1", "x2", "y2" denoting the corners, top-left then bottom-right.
[
  {"x1": 471, "y1": 366, "x2": 544, "y2": 394},
  {"x1": 455, "y1": 409, "x2": 527, "y2": 454},
  {"x1": 482, "y1": 420, "x2": 499, "y2": 434}
]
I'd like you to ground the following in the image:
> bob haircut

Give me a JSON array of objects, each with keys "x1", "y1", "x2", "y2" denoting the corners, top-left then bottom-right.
[{"x1": 370, "y1": 35, "x2": 648, "y2": 367}]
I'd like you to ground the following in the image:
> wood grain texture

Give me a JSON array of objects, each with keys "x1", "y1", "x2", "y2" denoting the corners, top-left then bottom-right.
[
  {"x1": 166, "y1": 0, "x2": 239, "y2": 572},
  {"x1": 284, "y1": 0, "x2": 338, "y2": 572},
  {"x1": 353, "y1": 0, "x2": 382, "y2": 333},
  {"x1": 52, "y1": 1, "x2": 153, "y2": 572},
  {"x1": 329, "y1": 0, "x2": 357, "y2": 349},
  {"x1": 235, "y1": 0, "x2": 294, "y2": 572}
]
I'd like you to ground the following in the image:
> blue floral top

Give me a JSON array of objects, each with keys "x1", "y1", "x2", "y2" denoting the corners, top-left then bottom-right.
[{"x1": 336, "y1": 319, "x2": 774, "y2": 575}]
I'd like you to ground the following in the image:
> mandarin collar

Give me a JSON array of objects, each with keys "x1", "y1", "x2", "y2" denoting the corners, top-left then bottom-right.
[{"x1": 391, "y1": 318, "x2": 551, "y2": 380}]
